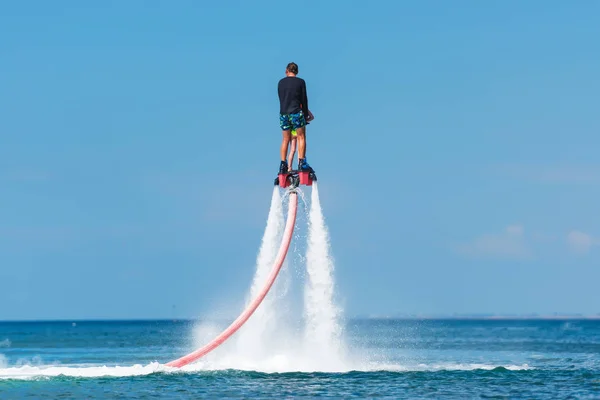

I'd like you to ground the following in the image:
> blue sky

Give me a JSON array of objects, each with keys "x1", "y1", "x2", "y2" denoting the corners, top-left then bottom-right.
[{"x1": 1, "y1": 1, "x2": 599, "y2": 320}]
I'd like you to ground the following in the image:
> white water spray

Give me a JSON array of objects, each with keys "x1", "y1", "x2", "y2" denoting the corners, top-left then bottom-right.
[
  {"x1": 303, "y1": 183, "x2": 344, "y2": 367},
  {"x1": 190, "y1": 183, "x2": 347, "y2": 371},
  {"x1": 232, "y1": 187, "x2": 289, "y2": 357}
]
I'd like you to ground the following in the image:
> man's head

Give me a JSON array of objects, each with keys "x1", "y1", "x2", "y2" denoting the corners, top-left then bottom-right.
[{"x1": 286, "y1": 62, "x2": 298, "y2": 76}]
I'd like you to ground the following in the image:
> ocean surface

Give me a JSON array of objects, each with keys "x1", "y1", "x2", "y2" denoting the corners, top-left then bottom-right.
[{"x1": 0, "y1": 318, "x2": 599, "y2": 399}]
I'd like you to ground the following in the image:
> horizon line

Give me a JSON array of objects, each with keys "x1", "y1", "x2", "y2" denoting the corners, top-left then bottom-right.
[{"x1": 2, "y1": 313, "x2": 600, "y2": 323}]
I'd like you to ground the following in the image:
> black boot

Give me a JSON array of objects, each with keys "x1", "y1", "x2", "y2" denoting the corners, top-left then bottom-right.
[
  {"x1": 278, "y1": 160, "x2": 288, "y2": 174},
  {"x1": 298, "y1": 158, "x2": 312, "y2": 172}
]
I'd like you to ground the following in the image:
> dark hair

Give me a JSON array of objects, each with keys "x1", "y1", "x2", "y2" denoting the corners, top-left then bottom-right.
[{"x1": 286, "y1": 62, "x2": 298, "y2": 74}]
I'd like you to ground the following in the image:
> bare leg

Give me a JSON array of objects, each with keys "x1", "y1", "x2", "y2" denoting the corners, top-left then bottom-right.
[
  {"x1": 287, "y1": 138, "x2": 297, "y2": 171},
  {"x1": 280, "y1": 130, "x2": 291, "y2": 161},
  {"x1": 296, "y1": 126, "x2": 306, "y2": 160}
]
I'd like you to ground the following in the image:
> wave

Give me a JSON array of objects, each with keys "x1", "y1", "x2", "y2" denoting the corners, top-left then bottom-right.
[
  {"x1": 0, "y1": 360, "x2": 531, "y2": 380},
  {"x1": 0, "y1": 362, "x2": 165, "y2": 380}
]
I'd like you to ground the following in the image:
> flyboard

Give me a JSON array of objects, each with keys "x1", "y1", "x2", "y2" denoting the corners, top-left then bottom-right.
[{"x1": 165, "y1": 167, "x2": 317, "y2": 368}]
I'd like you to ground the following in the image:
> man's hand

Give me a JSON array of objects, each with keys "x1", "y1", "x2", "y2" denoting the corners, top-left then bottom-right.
[{"x1": 306, "y1": 110, "x2": 315, "y2": 122}]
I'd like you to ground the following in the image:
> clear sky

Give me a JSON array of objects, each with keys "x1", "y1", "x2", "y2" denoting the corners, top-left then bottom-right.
[{"x1": 1, "y1": 1, "x2": 599, "y2": 320}]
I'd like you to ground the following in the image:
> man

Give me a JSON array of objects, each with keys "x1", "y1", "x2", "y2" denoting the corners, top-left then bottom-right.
[{"x1": 278, "y1": 62, "x2": 314, "y2": 174}]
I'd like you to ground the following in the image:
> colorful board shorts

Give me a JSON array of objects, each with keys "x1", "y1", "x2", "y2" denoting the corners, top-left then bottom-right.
[{"x1": 279, "y1": 110, "x2": 306, "y2": 131}]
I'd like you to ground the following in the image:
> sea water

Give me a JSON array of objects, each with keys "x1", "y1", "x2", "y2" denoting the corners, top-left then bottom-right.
[{"x1": 0, "y1": 319, "x2": 599, "y2": 398}]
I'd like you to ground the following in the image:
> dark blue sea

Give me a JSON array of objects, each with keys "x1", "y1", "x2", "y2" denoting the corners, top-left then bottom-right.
[{"x1": 0, "y1": 319, "x2": 599, "y2": 399}]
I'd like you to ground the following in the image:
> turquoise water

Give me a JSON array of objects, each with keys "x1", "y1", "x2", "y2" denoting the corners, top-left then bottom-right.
[{"x1": 1, "y1": 319, "x2": 599, "y2": 398}]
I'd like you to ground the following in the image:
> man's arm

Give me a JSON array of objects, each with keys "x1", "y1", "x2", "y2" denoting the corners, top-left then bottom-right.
[
  {"x1": 302, "y1": 80, "x2": 313, "y2": 121},
  {"x1": 277, "y1": 80, "x2": 282, "y2": 103}
]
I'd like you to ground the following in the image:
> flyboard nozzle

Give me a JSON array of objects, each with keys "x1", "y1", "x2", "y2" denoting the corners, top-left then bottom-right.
[{"x1": 289, "y1": 173, "x2": 300, "y2": 188}]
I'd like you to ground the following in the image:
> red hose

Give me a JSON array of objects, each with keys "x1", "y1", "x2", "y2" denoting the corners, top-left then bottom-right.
[{"x1": 166, "y1": 191, "x2": 298, "y2": 368}]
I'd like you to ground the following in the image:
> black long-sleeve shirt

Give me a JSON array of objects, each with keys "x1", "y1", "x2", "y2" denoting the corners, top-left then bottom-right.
[{"x1": 278, "y1": 76, "x2": 308, "y2": 115}]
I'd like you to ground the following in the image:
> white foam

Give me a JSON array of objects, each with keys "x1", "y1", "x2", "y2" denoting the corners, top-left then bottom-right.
[
  {"x1": 0, "y1": 362, "x2": 167, "y2": 380},
  {"x1": 0, "y1": 360, "x2": 532, "y2": 380},
  {"x1": 343, "y1": 362, "x2": 532, "y2": 373}
]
